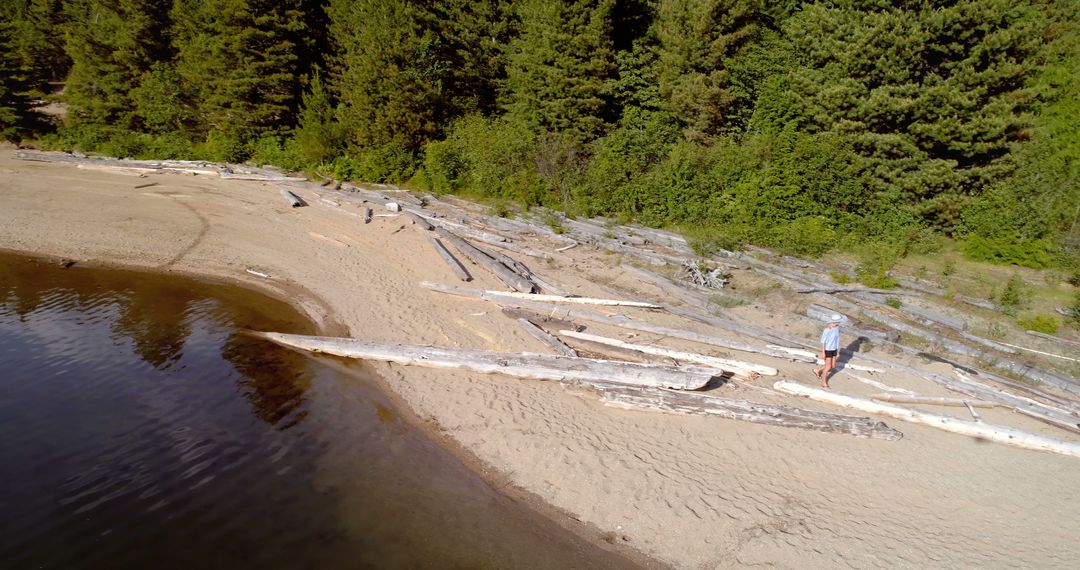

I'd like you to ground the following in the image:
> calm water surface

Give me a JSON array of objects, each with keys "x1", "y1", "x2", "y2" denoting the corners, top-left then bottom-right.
[{"x1": 0, "y1": 252, "x2": 636, "y2": 570}]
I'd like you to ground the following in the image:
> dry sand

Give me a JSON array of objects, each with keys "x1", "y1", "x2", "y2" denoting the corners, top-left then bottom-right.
[{"x1": 2, "y1": 147, "x2": 1078, "y2": 569}]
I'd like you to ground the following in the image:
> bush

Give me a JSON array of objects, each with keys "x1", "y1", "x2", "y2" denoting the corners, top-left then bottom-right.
[
  {"x1": 885, "y1": 297, "x2": 903, "y2": 309},
  {"x1": 998, "y1": 274, "x2": 1029, "y2": 316},
  {"x1": 964, "y1": 233, "x2": 1055, "y2": 269},
  {"x1": 249, "y1": 136, "x2": 308, "y2": 172},
  {"x1": 854, "y1": 242, "x2": 900, "y2": 289},
  {"x1": 765, "y1": 216, "x2": 837, "y2": 257},
  {"x1": 1018, "y1": 314, "x2": 1059, "y2": 335}
]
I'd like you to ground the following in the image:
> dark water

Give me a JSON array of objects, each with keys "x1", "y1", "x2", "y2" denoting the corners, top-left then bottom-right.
[{"x1": 0, "y1": 252, "x2": 636, "y2": 570}]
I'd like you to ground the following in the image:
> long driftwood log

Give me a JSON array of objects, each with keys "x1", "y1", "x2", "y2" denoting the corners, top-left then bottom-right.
[
  {"x1": 558, "y1": 329, "x2": 776, "y2": 378},
  {"x1": 280, "y1": 189, "x2": 307, "y2": 208},
  {"x1": 517, "y1": 318, "x2": 577, "y2": 357},
  {"x1": 597, "y1": 385, "x2": 902, "y2": 440},
  {"x1": 427, "y1": 236, "x2": 472, "y2": 282},
  {"x1": 433, "y1": 228, "x2": 536, "y2": 293},
  {"x1": 251, "y1": 331, "x2": 717, "y2": 390},
  {"x1": 775, "y1": 381, "x2": 1080, "y2": 458},
  {"x1": 421, "y1": 282, "x2": 815, "y2": 363},
  {"x1": 869, "y1": 393, "x2": 999, "y2": 408}
]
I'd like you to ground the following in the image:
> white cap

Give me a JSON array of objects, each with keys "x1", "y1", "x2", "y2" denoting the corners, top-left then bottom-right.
[{"x1": 830, "y1": 314, "x2": 844, "y2": 322}]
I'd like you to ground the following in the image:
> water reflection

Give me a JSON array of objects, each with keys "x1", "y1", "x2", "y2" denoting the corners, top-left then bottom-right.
[
  {"x1": 0, "y1": 251, "x2": 640, "y2": 570},
  {"x1": 221, "y1": 332, "x2": 310, "y2": 429}
]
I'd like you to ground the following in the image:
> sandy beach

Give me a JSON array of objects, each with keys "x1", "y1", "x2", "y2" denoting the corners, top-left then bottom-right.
[{"x1": 2, "y1": 146, "x2": 1078, "y2": 569}]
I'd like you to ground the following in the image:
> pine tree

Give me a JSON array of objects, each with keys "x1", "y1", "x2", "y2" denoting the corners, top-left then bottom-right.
[
  {"x1": 501, "y1": 0, "x2": 618, "y2": 143},
  {"x1": 653, "y1": 0, "x2": 764, "y2": 142},
  {"x1": 784, "y1": 0, "x2": 1043, "y2": 231},
  {"x1": 327, "y1": 0, "x2": 446, "y2": 155},
  {"x1": 62, "y1": 0, "x2": 172, "y2": 132},
  {"x1": 172, "y1": 0, "x2": 317, "y2": 152}
]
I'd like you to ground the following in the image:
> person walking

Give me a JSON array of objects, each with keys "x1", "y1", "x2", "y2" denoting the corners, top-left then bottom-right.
[{"x1": 814, "y1": 314, "x2": 844, "y2": 388}]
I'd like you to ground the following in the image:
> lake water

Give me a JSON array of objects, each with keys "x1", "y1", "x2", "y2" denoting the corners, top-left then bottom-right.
[{"x1": 0, "y1": 251, "x2": 637, "y2": 570}]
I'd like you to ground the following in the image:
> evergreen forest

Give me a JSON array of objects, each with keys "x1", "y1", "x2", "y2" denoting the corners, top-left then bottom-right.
[{"x1": 2, "y1": 0, "x2": 1079, "y2": 271}]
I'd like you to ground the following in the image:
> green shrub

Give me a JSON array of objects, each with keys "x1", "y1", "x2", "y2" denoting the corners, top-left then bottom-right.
[
  {"x1": 855, "y1": 242, "x2": 900, "y2": 289},
  {"x1": 249, "y1": 136, "x2": 308, "y2": 172},
  {"x1": 828, "y1": 271, "x2": 854, "y2": 284},
  {"x1": 1018, "y1": 314, "x2": 1059, "y2": 335},
  {"x1": 765, "y1": 216, "x2": 836, "y2": 257},
  {"x1": 964, "y1": 234, "x2": 1055, "y2": 269},
  {"x1": 998, "y1": 274, "x2": 1029, "y2": 316},
  {"x1": 885, "y1": 297, "x2": 902, "y2": 309}
]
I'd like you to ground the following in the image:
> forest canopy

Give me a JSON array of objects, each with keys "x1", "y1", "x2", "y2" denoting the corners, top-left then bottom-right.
[{"x1": 2, "y1": 0, "x2": 1078, "y2": 268}]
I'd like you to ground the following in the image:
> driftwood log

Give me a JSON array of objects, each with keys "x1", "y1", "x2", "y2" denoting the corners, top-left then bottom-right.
[
  {"x1": 597, "y1": 385, "x2": 902, "y2": 440},
  {"x1": 869, "y1": 393, "x2": 999, "y2": 408},
  {"x1": 517, "y1": 319, "x2": 577, "y2": 357},
  {"x1": 775, "y1": 381, "x2": 1080, "y2": 458},
  {"x1": 433, "y1": 229, "x2": 536, "y2": 293},
  {"x1": 251, "y1": 331, "x2": 718, "y2": 390},
  {"x1": 280, "y1": 189, "x2": 306, "y2": 208},
  {"x1": 422, "y1": 282, "x2": 815, "y2": 363},
  {"x1": 428, "y1": 236, "x2": 472, "y2": 281},
  {"x1": 558, "y1": 330, "x2": 776, "y2": 378}
]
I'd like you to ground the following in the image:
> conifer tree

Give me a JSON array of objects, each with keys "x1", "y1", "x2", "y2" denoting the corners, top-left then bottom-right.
[
  {"x1": 785, "y1": 0, "x2": 1043, "y2": 231},
  {"x1": 653, "y1": 0, "x2": 764, "y2": 142},
  {"x1": 172, "y1": 0, "x2": 317, "y2": 151},
  {"x1": 62, "y1": 0, "x2": 172, "y2": 132},
  {"x1": 501, "y1": 0, "x2": 618, "y2": 143},
  {"x1": 327, "y1": 0, "x2": 447, "y2": 156}
]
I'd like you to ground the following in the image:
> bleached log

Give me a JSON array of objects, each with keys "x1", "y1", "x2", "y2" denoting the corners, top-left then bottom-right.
[
  {"x1": 280, "y1": 189, "x2": 306, "y2": 207},
  {"x1": 994, "y1": 340, "x2": 1080, "y2": 363},
  {"x1": 427, "y1": 237, "x2": 472, "y2": 282},
  {"x1": 407, "y1": 211, "x2": 433, "y2": 230},
  {"x1": 558, "y1": 329, "x2": 774, "y2": 378},
  {"x1": 1025, "y1": 330, "x2": 1080, "y2": 347},
  {"x1": 250, "y1": 331, "x2": 718, "y2": 390},
  {"x1": 797, "y1": 287, "x2": 916, "y2": 296},
  {"x1": 219, "y1": 172, "x2": 305, "y2": 181},
  {"x1": 517, "y1": 319, "x2": 577, "y2": 357},
  {"x1": 850, "y1": 374, "x2": 916, "y2": 395},
  {"x1": 433, "y1": 228, "x2": 536, "y2": 293},
  {"x1": 421, "y1": 282, "x2": 815, "y2": 363},
  {"x1": 813, "y1": 298, "x2": 1080, "y2": 396},
  {"x1": 774, "y1": 381, "x2": 1080, "y2": 458},
  {"x1": 851, "y1": 351, "x2": 1080, "y2": 434},
  {"x1": 478, "y1": 289, "x2": 661, "y2": 309},
  {"x1": 471, "y1": 242, "x2": 569, "y2": 296},
  {"x1": 806, "y1": 304, "x2": 898, "y2": 343},
  {"x1": 499, "y1": 307, "x2": 583, "y2": 332},
  {"x1": 596, "y1": 386, "x2": 903, "y2": 440},
  {"x1": 869, "y1": 394, "x2": 999, "y2": 408}
]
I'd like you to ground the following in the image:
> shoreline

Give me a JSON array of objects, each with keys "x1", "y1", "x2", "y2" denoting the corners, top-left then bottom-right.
[
  {"x1": 0, "y1": 247, "x2": 658, "y2": 567},
  {"x1": 3, "y1": 148, "x2": 1079, "y2": 568}
]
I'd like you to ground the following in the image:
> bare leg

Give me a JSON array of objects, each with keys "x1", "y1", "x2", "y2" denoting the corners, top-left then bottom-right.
[{"x1": 820, "y1": 356, "x2": 836, "y2": 387}]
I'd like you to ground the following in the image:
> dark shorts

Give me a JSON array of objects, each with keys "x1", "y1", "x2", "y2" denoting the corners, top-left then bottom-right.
[{"x1": 824, "y1": 349, "x2": 838, "y2": 358}]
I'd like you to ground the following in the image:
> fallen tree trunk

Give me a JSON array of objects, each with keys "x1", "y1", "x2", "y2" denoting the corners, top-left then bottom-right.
[
  {"x1": 251, "y1": 331, "x2": 717, "y2": 390},
  {"x1": 433, "y1": 229, "x2": 536, "y2": 293},
  {"x1": 849, "y1": 352, "x2": 1080, "y2": 434},
  {"x1": 428, "y1": 237, "x2": 472, "y2": 282},
  {"x1": 475, "y1": 289, "x2": 662, "y2": 309},
  {"x1": 280, "y1": 189, "x2": 306, "y2": 208},
  {"x1": 596, "y1": 385, "x2": 903, "y2": 440},
  {"x1": 774, "y1": 381, "x2": 1080, "y2": 458},
  {"x1": 517, "y1": 319, "x2": 577, "y2": 357},
  {"x1": 500, "y1": 307, "x2": 583, "y2": 332},
  {"x1": 558, "y1": 330, "x2": 775, "y2": 378},
  {"x1": 869, "y1": 394, "x2": 999, "y2": 408},
  {"x1": 422, "y1": 281, "x2": 814, "y2": 363}
]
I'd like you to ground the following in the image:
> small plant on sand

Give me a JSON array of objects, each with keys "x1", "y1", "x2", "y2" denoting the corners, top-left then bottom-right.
[
  {"x1": 998, "y1": 274, "x2": 1029, "y2": 316},
  {"x1": 984, "y1": 322, "x2": 1007, "y2": 340},
  {"x1": 941, "y1": 259, "x2": 956, "y2": 277},
  {"x1": 1018, "y1": 314, "x2": 1059, "y2": 335},
  {"x1": 828, "y1": 271, "x2": 853, "y2": 284},
  {"x1": 885, "y1": 297, "x2": 902, "y2": 309}
]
